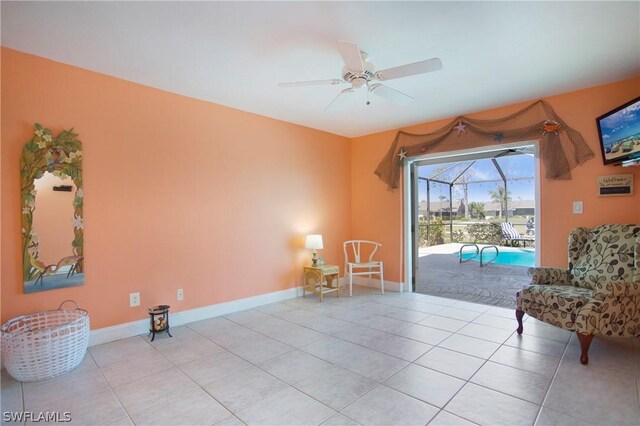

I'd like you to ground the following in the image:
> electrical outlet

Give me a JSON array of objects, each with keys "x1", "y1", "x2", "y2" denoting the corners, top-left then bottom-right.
[
  {"x1": 177, "y1": 288, "x2": 184, "y2": 301},
  {"x1": 129, "y1": 292, "x2": 140, "y2": 307}
]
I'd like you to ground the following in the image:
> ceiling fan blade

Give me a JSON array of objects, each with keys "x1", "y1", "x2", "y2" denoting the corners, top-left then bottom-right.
[
  {"x1": 376, "y1": 58, "x2": 442, "y2": 81},
  {"x1": 336, "y1": 40, "x2": 364, "y2": 73},
  {"x1": 324, "y1": 88, "x2": 355, "y2": 112},
  {"x1": 279, "y1": 79, "x2": 345, "y2": 88},
  {"x1": 370, "y1": 84, "x2": 413, "y2": 105}
]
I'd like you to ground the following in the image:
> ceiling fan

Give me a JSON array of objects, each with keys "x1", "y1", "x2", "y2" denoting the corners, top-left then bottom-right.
[{"x1": 279, "y1": 40, "x2": 442, "y2": 112}]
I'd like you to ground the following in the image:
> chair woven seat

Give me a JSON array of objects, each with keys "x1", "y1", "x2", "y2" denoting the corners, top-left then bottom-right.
[{"x1": 348, "y1": 261, "x2": 381, "y2": 268}]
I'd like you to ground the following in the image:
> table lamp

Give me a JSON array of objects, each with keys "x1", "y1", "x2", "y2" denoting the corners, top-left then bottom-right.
[{"x1": 305, "y1": 234, "x2": 324, "y2": 266}]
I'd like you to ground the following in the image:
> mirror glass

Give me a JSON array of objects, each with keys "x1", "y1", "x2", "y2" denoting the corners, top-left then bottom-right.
[
  {"x1": 22, "y1": 124, "x2": 84, "y2": 294},
  {"x1": 32, "y1": 172, "x2": 78, "y2": 261}
]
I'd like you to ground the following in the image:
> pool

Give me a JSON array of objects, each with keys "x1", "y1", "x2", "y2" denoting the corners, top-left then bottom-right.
[{"x1": 457, "y1": 249, "x2": 535, "y2": 267}]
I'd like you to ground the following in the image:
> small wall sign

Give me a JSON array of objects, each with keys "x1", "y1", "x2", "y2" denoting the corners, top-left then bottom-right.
[{"x1": 597, "y1": 174, "x2": 633, "y2": 197}]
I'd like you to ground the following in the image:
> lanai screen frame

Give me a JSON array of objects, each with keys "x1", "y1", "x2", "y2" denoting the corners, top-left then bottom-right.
[{"x1": 418, "y1": 149, "x2": 534, "y2": 243}]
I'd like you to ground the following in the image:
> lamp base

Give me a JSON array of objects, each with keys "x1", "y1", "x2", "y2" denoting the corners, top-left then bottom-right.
[{"x1": 311, "y1": 253, "x2": 324, "y2": 267}]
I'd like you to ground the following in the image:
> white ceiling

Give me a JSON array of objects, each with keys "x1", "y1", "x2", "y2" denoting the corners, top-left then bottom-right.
[{"x1": 2, "y1": 1, "x2": 639, "y2": 137}]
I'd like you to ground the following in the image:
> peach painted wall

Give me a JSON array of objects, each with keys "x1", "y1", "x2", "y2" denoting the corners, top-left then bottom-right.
[
  {"x1": 32, "y1": 173, "x2": 77, "y2": 266},
  {"x1": 1, "y1": 48, "x2": 351, "y2": 328},
  {"x1": 351, "y1": 77, "x2": 640, "y2": 283}
]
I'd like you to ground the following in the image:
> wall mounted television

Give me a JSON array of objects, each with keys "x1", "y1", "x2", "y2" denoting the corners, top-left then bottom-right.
[{"x1": 596, "y1": 95, "x2": 640, "y2": 165}]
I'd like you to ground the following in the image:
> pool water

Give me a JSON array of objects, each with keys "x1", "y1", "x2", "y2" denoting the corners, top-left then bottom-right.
[{"x1": 457, "y1": 249, "x2": 535, "y2": 267}]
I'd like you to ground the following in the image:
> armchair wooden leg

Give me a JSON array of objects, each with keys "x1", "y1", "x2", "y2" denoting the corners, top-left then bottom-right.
[
  {"x1": 576, "y1": 332, "x2": 593, "y2": 365},
  {"x1": 515, "y1": 309, "x2": 524, "y2": 334}
]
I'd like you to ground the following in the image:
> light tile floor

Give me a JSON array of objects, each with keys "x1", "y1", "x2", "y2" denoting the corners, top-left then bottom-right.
[{"x1": 2, "y1": 287, "x2": 639, "y2": 426}]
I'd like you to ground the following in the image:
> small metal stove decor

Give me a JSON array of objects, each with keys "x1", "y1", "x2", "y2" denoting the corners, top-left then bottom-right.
[{"x1": 147, "y1": 305, "x2": 172, "y2": 342}]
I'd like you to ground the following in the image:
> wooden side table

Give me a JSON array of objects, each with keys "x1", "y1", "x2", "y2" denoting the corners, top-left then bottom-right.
[{"x1": 303, "y1": 265, "x2": 340, "y2": 302}]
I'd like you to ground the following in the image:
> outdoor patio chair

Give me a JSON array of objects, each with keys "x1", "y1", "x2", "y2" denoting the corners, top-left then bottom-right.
[
  {"x1": 515, "y1": 224, "x2": 640, "y2": 365},
  {"x1": 500, "y1": 222, "x2": 534, "y2": 247},
  {"x1": 343, "y1": 240, "x2": 384, "y2": 297},
  {"x1": 34, "y1": 255, "x2": 83, "y2": 286}
]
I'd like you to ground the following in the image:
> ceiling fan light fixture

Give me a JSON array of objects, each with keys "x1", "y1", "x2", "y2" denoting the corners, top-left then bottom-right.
[{"x1": 351, "y1": 77, "x2": 367, "y2": 89}]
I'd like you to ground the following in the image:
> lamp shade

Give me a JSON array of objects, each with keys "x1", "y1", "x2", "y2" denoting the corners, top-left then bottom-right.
[{"x1": 305, "y1": 234, "x2": 324, "y2": 250}]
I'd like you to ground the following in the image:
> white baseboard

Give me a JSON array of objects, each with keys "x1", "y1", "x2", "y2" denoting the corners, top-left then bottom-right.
[
  {"x1": 349, "y1": 277, "x2": 404, "y2": 292},
  {"x1": 89, "y1": 286, "x2": 303, "y2": 347}
]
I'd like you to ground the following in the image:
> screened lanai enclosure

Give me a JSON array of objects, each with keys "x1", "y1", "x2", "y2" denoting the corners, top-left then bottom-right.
[
  {"x1": 414, "y1": 147, "x2": 536, "y2": 308},
  {"x1": 418, "y1": 147, "x2": 536, "y2": 247}
]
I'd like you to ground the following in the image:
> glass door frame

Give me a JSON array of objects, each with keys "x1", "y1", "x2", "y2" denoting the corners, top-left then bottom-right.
[{"x1": 403, "y1": 141, "x2": 541, "y2": 293}]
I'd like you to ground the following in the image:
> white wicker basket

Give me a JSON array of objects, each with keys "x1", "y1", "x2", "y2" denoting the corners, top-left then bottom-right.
[{"x1": 1, "y1": 300, "x2": 89, "y2": 382}]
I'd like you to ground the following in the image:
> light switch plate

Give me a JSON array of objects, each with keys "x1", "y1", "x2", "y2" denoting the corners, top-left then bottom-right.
[
  {"x1": 572, "y1": 201, "x2": 583, "y2": 214},
  {"x1": 177, "y1": 288, "x2": 184, "y2": 301}
]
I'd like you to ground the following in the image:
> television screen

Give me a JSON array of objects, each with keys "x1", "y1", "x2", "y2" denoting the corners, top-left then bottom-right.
[{"x1": 596, "y1": 96, "x2": 640, "y2": 165}]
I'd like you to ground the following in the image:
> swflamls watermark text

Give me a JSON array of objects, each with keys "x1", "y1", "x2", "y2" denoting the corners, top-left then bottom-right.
[{"x1": 3, "y1": 411, "x2": 72, "y2": 423}]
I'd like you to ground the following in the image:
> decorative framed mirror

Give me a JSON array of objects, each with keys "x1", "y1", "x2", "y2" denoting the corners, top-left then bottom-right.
[{"x1": 21, "y1": 124, "x2": 84, "y2": 293}]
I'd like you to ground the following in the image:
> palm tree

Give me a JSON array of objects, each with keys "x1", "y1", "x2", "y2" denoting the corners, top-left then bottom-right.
[
  {"x1": 469, "y1": 201, "x2": 486, "y2": 219},
  {"x1": 457, "y1": 175, "x2": 470, "y2": 219},
  {"x1": 488, "y1": 184, "x2": 512, "y2": 218},
  {"x1": 437, "y1": 195, "x2": 448, "y2": 218}
]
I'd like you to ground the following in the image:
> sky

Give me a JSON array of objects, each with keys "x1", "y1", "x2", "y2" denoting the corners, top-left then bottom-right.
[
  {"x1": 599, "y1": 98, "x2": 640, "y2": 147},
  {"x1": 418, "y1": 154, "x2": 535, "y2": 203}
]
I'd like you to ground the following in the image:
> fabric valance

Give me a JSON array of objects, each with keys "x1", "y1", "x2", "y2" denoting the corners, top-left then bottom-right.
[{"x1": 375, "y1": 100, "x2": 594, "y2": 190}]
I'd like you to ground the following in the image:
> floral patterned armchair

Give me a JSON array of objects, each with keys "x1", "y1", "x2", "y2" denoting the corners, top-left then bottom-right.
[{"x1": 516, "y1": 224, "x2": 640, "y2": 364}]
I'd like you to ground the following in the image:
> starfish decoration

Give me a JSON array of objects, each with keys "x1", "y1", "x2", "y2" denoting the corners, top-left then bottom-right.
[
  {"x1": 398, "y1": 149, "x2": 407, "y2": 160},
  {"x1": 453, "y1": 120, "x2": 467, "y2": 137},
  {"x1": 494, "y1": 132, "x2": 504, "y2": 142}
]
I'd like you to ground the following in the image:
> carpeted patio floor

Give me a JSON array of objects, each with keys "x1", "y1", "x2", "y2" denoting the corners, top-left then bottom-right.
[{"x1": 415, "y1": 244, "x2": 531, "y2": 309}]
